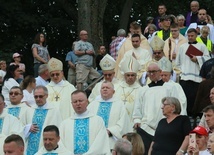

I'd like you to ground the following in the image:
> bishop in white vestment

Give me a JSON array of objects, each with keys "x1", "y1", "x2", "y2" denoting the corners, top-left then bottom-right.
[
  {"x1": 88, "y1": 54, "x2": 119, "y2": 103},
  {"x1": 46, "y1": 58, "x2": 76, "y2": 120}
]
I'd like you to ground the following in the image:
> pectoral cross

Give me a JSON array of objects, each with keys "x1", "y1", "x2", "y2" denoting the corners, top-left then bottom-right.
[{"x1": 55, "y1": 95, "x2": 60, "y2": 101}]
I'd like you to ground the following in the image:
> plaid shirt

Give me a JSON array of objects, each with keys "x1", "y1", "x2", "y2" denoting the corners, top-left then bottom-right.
[{"x1": 109, "y1": 37, "x2": 125, "y2": 60}]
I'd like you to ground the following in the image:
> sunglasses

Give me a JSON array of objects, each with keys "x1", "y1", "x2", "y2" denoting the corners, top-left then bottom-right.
[
  {"x1": 103, "y1": 74, "x2": 113, "y2": 77},
  {"x1": 34, "y1": 95, "x2": 45, "y2": 99},
  {"x1": 126, "y1": 74, "x2": 136, "y2": 77},
  {"x1": 9, "y1": 92, "x2": 22, "y2": 96},
  {"x1": 153, "y1": 52, "x2": 161, "y2": 55},
  {"x1": 51, "y1": 73, "x2": 60, "y2": 77}
]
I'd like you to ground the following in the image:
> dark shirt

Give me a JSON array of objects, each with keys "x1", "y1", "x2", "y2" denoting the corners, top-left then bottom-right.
[
  {"x1": 191, "y1": 12, "x2": 198, "y2": 23},
  {"x1": 163, "y1": 29, "x2": 170, "y2": 41},
  {"x1": 151, "y1": 115, "x2": 191, "y2": 155},
  {"x1": 148, "y1": 79, "x2": 164, "y2": 87},
  {"x1": 200, "y1": 58, "x2": 214, "y2": 79},
  {"x1": 96, "y1": 54, "x2": 104, "y2": 70}
]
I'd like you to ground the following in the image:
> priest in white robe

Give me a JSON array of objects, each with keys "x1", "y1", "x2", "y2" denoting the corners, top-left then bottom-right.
[
  {"x1": 23, "y1": 86, "x2": 62, "y2": 155},
  {"x1": 60, "y1": 90, "x2": 110, "y2": 154},
  {"x1": 133, "y1": 62, "x2": 178, "y2": 154},
  {"x1": 5, "y1": 86, "x2": 31, "y2": 123},
  {"x1": 118, "y1": 33, "x2": 152, "y2": 80},
  {"x1": 176, "y1": 28, "x2": 210, "y2": 116},
  {"x1": 46, "y1": 58, "x2": 76, "y2": 120},
  {"x1": 88, "y1": 81, "x2": 132, "y2": 149},
  {"x1": 115, "y1": 22, "x2": 152, "y2": 79},
  {"x1": 185, "y1": 9, "x2": 214, "y2": 43},
  {"x1": 0, "y1": 94, "x2": 24, "y2": 152},
  {"x1": 114, "y1": 55, "x2": 141, "y2": 126},
  {"x1": 35, "y1": 125, "x2": 72, "y2": 155},
  {"x1": 158, "y1": 57, "x2": 187, "y2": 115},
  {"x1": 88, "y1": 54, "x2": 119, "y2": 103}
]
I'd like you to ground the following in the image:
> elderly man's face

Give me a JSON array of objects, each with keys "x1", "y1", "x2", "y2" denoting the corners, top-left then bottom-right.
[
  {"x1": 103, "y1": 71, "x2": 115, "y2": 82},
  {"x1": 147, "y1": 64, "x2": 161, "y2": 82},
  {"x1": 34, "y1": 88, "x2": 48, "y2": 107},
  {"x1": 9, "y1": 88, "x2": 23, "y2": 105},
  {"x1": 50, "y1": 70, "x2": 63, "y2": 84},
  {"x1": 153, "y1": 51, "x2": 163, "y2": 61},
  {"x1": 124, "y1": 72, "x2": 137, "y2": 85},
  {"x1": 190, "y1": 2, "x2": 199, "y2": 13}
]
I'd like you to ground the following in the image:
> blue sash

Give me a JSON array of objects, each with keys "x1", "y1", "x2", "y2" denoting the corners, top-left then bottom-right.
[
  {"x1": 43, "y1": 153, "x2": 58, "y2": 155},
  {"x1": 97, "y1": 102, "x2": 112, "y2": 127},
  {"x1": 8, "y1": 107, "x2": 21, "y2": 118},
  {"x1": 74, "y1": 118, "x2": 89, "y2": 154},
  {"x1": 0, "y1": 118, "x2": 4, "y2": 133},
  {"x1": 26, "y1": 109, "x2": 48, "y2": 155}
]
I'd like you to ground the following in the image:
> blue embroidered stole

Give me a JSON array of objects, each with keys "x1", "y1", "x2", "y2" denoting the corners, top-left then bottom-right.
[
  {"x1": 43, "y1": 153, "x2": 58, "y2": 155},
  {"x1": 74, "y1": 118, "x2": 89, "y2": 154},
  {"x1": 97, "y1": 102, "x2": 112, "y2": 127},
  {"x1": 26, "y1": 109, "x2": 48, "y2": 155},
  {"x1": 0, "y1": 118, "x2": 4, "y2": 133},
  {"x1": 8, "y1": 107, "x2": 21, "y2": 118}
]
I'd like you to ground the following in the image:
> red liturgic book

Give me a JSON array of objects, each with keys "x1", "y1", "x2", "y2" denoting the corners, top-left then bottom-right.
[{"x1": 186, "y1": 44, "x2": 203, "y2": 58}]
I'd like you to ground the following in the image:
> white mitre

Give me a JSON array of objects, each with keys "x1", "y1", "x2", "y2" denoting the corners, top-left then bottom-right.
[
  {"x1": 99, "y1": 54, "x2": 116, "y2": 71},
  {"x1": 120, "y1": 56, "x2": 140, "y2": 74},
  {"x1": 158, "y1": 56, "x2": 172, "y2": 72}
]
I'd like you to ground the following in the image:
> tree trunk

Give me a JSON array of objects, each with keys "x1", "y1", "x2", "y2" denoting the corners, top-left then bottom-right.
[
  {"x1": 77, "y1": 0, "x2": 107, "y2": 53},
  {"x1": 119, "y1": 0, "x2": 134, "y2": 32}
]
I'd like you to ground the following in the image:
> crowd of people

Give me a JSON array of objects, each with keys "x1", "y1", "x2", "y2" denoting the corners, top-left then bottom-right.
[{"x1": 1, "y1": 0, "x2": 214, "y2": 155}]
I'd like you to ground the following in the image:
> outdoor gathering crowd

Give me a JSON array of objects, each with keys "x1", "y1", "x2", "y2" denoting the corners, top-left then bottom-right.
[{"x1": 1, "y1": 0, "x2": 214, "y2": 155}]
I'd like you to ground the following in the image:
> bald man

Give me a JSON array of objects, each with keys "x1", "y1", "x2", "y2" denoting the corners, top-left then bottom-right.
[{"x1": 74, "y1": 30, "x2": 100, "y2": 90}]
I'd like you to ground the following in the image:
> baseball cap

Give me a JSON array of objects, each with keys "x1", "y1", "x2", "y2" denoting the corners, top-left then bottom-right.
[
  {"x1": 13, "y1": 53, "x2": 21, "y2": 58},
  {"x1": 190, "y1": 126, "x2": 208, "y2": 136}
]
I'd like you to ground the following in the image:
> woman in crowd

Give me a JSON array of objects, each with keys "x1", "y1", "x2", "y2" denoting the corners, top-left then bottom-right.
[
  {"x1": 208, "y1": 133, "x2": 214, "y2": 154},
  {"x1": 32, "y1": 32, "x2": 50, "y2": 77},
  {"x1": 147, "y1": 24, "x2": 157, "y2": 43},
  {"x1": 1, "y1": 65, "x2": 20, "y2": 105},
  {"x1": 148, "y1": 97, "x2": 191, "y2": 155},
  {"x1": 10, "y1": 53, "x2": 25, "y2": 83},
  {"x1": 123, "y1": 132, "x2": 145, "y2": 155},
  {"x1": 20, "y1": 75, "x2": 36, "y2": 107},
  {"x1": 177, "y1": 14, "x2": 187, "y2": 36}
]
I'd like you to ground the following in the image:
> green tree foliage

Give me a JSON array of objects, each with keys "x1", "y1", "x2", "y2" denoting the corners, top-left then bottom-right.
[{"x1": 0, "y1": 0, "x2": 213, "y2": 75}]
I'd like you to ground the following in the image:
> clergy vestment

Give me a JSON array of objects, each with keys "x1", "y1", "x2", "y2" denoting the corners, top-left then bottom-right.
[
  {"x1": 163, "y1": 34, "x2": 187, "y2": 61},
  {"x1": 117, "y1": 47, "x2": 152, "y2": 80},
  {"x1": 185, "y1": 23, "x2": 214, "y2": 43},
  {"x1": 114, "y1": 81, "x2": 141, "y2": 125},
  {"x1": 88, "y1": 78, "x2": 120, "y2": 103},
  {"x1": 115, "y1": 34, "x2": 152, "y2": 79},
  {"x1": 46, "y1": 80, "x2": 76, "y2": 120},
  {"x1": 0, "y1": 111, "x2": 24, "y2": 155},
  {"x1": 133, "y1": 82, "x2": 178, "y2": 136},
  {"x1": 88, "y1": 97, "x2": 132, "y2": 149},
  {"x1": 0, "y1": 109, "x2": 23, "y2": 135},
  {"x1": 23, "y1": 103, "x2": 62, "y2": 155},
  {"x1": 59, "y1": 110, "x2": 110, "y2": 155},
  {"x1": 167, "y1": 80, "x2": 187, "y2": 115},
  {"x1": 175, "y1": 42, "x2": 210, "y2": 82},
  {"x1": 5, "y1": 103, "x2": 32, "y2": 123},
  {"x1": 35, "y1": 142, "x2": 73, "y2": 155}
]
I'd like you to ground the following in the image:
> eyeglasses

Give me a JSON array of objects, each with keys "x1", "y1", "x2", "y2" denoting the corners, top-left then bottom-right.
[
  {"x1": 9, "y1": 92, "x2": 22, "y2": 96},
  {"x1": 147, "y1": 70, "x2": 160, "y2": 74},
  {"x1": 50, "y1": 73, "x2": 60, "y2": 77},
  {"x1": 103, "y1": 73, "x2": 113, "y2": 77},
  {"x1": 34, "y1": 95, "x2": 45, "y2": 99},
  {"x1": 162, "y1": 103, "x2": 171, "y2": 107},
  {"x1": 153, "y1": 52, "x2": 162, "y2": 55}
]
